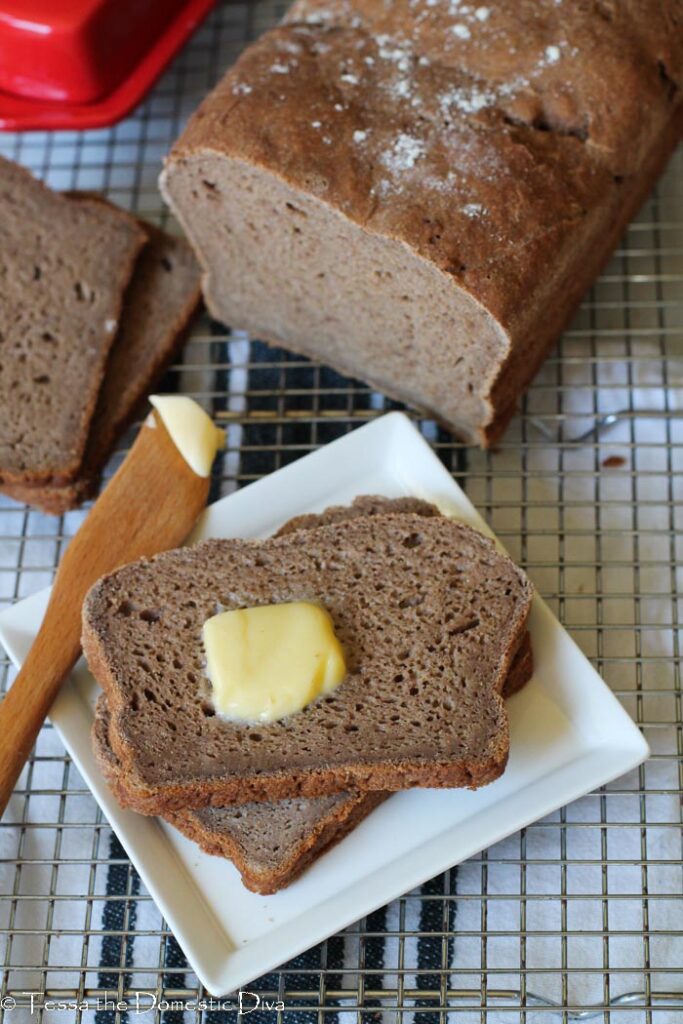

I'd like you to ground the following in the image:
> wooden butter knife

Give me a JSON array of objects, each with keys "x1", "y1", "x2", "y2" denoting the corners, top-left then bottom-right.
[{"x1": 0, "y1": 411, "x2": 211, "y2": 817}]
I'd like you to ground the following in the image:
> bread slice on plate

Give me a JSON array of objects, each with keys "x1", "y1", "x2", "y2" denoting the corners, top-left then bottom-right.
[
  {"x1": 0, "y1": 158, "x2": 147, "y2": 488},
  {"x1": 3, "y1": 209, "x2": 202, "y2": 515},
  {"x1": 275, "y1": 494, "x2": 441, "y2": 535},
  {"x1": 83, "y1": 500, "x2": 533, "y2": 814},
  {"x1": 90, "y1": 497, "x2": 534, "y2": 892},
  {"x1": 94, "y1": 631, "x2": 531, "y2": 893},
  {"x1": 93, "y1": 695, "x2": 385, "y2": 894}
]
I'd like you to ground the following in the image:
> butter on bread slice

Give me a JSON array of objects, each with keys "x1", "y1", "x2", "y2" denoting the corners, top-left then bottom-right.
[
  {"x1": 84, "y1": 498, "x2": 533, "y2": 815},
  {"x1": 91, "y1": 495, "x2": 534, "y2": 894}
]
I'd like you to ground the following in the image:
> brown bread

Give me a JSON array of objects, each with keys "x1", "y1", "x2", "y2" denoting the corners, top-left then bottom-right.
[
  {"x1": 3, "y1": 211, "x2": 202, "y2": 514},
  {"x1": 0, "y1": 158, "x2": 147, "y2": 487},
  {"x1": 94, "y1": 632, "x2": 531, "y2": 893},
  {"x1": 83, "y1": 509, "x2": 533, "y2": 813},
  {"x1": 159, "y1": 1, "x2": 682, "y2": 445},
  {"x1": 93, "y1": 695, "x2": 385, "y2": 894},
  {"x1": 92, "y1": 496, "x2": 533, "y2": 892}
]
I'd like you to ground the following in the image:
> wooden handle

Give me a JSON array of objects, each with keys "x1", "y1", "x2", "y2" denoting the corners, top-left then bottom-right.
[
  {"x1": 0, "y1": 412, "x2": 210, "y2": 818},
  {"x1": 0, "y1": 586, "x2": 82, "y2": 813}
]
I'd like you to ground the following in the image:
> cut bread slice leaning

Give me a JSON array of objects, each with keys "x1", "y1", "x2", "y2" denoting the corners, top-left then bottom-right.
[{"x1": 84, "y1": 497, "x2": 533, "y2": 815}]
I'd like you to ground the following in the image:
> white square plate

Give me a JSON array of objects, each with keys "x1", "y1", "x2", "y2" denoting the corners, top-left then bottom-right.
[{"x1": 0, "y1": 412, "x2": 649, "y2": 996}]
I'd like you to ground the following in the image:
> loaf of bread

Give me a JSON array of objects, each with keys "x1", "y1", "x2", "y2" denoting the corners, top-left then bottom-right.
[
  {"x1": 91, "y1": 497, "x2": 533, "y2": 892},
  {"x1": 83, "y1": 509, "x2": 533, "y2": 814},
  {"x1": 160, "y1": 0, "x2": 682, "y2": 445}
]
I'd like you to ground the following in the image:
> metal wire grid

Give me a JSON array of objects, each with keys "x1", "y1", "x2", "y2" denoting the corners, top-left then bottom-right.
[{"x1": 0, "y1": 2, "x2": 681, "y2": 1020}]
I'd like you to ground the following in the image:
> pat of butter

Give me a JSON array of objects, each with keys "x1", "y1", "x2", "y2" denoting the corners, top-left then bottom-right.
[
  {"x1": 149, "y1": 395, "x2": 225, "y2": 477},
  {"x1": 203, "y1": 602, "x2": 346, "y2": 723}
]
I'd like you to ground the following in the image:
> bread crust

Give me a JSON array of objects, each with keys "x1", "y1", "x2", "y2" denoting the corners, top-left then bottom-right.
[{"x1": 482, "y1": 105, "x2": 683, "y2": 446}]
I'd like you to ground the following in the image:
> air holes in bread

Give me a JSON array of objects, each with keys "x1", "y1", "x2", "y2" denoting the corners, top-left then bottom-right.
[
  {"x1": 139, "y1": 609, "x2": 161, "y2": 623},
  {"x1": 74, "y1": 281, "x2": 95, "y2": 303}
]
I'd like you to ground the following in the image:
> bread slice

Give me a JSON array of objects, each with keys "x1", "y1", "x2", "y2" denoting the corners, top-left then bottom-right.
[
  {"x1": 92, "y1": 695, "x2": 385, "y2": 893},
  {"x1": 292, "y1": 498, "x2": 533, "y2": 702},
  {"x1": 0, "y1": 157, "x2": 147, "y2": 487},
  {"x1": 93, "y1": 631, "x2": 531, "y2": 893},
  {"x1": 92, "y1": 496, "x2": 534, "y2": 892},
  {"x1": 275, "y1": 495, "x2": 442, "y2": 536},
  {"x1": 2, "y1": 212, "x2": 202, "y2": 514},
  {"x1": 83, "y1": 507, "x2": 533, "y2": 814}
]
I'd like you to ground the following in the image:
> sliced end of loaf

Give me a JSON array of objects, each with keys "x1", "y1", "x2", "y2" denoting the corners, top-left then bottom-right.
[{"x1": 160, "y1": 153, "x2": 508, "y2": 445}]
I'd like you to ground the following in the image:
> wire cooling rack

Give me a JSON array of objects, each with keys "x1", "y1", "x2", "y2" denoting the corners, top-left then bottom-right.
[{"x1": 0, "y1": 3, "x2": 681, "y2": 1021}]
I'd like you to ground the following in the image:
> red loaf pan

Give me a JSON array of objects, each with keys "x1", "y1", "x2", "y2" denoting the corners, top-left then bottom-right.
[{"x1": 0, "y1": 0, "x2": 215, "y2": 131}]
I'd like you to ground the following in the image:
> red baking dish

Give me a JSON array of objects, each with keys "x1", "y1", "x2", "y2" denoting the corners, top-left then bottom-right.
[{"x1": 0, "y1": 0, "x2": 216, "y2": 131}]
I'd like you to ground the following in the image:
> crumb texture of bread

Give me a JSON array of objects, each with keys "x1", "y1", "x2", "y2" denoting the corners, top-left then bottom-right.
[
  {"x1": 91, "y1": 497, "x2": 534, "y2": 891},
  {"x1": 93, "y1": 694, "x2": 382, "y2": 893},
  {"x1": 0, "y1": 159, "x2": 146, "y2": 486},
  {"x1": 1, "y1": 208, "x2": 202, "y2": 514},
  {"x1": 276, "y1": 495, "x2": 442, "y2": 535},
  {"x1": 93, "y1": 628, "x2": 532, "y2": 891},
  {"x1": 83, "y1": 511, "x2": 533, "y2": 813},
  {"x1": 160, "y1": 0, "x2": 682, "y2": 444}
]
